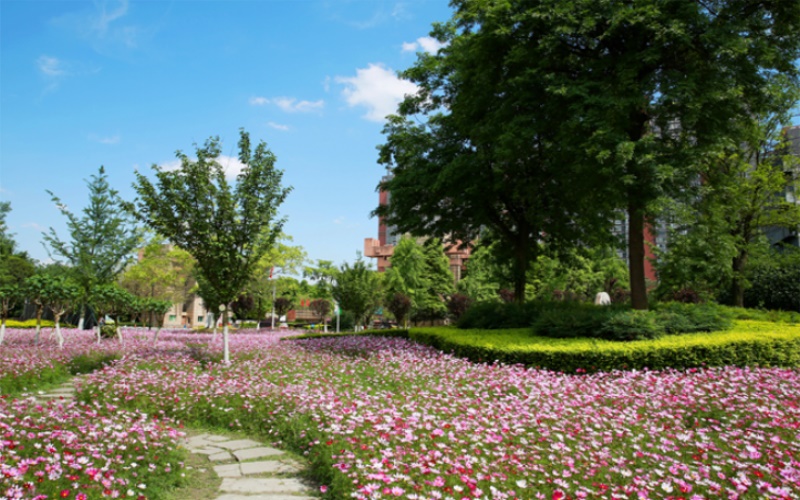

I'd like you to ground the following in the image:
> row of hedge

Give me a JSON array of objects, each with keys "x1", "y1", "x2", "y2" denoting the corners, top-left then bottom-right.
[
  {"x1": 405, "y1": 321, "x2": 800, "y2": 373},
  {"x1": 286, "y1": 321, "x2": 800, "y2": 373}
]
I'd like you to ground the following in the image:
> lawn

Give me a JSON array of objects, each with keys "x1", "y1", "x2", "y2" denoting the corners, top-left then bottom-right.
[{"x1": 1, "y1": 327, "x2": 799, "y2": 499}]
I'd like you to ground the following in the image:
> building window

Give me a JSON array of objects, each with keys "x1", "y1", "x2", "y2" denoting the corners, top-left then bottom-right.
[
  {"x1": 169, "y1": 314, "x2": 176, "y2": 321},
  {"x1": 197, "y1": 316, "x2": 204, "y2": 322}
]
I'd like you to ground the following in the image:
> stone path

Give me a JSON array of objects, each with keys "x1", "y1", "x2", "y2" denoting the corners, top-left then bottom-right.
[
  {"x1": 33, "y1": 377, "x2": 318, "y2": 500},
  {"x1": 184, "y1": 433, "x2": 317, "y2": 499}
]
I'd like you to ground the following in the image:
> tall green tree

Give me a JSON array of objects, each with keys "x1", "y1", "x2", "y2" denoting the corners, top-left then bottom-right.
[
  {"x1": 380, "y1": 0, "x2": 800, "y2": 309},
  {"x1": 0, "y1": 201, "x2": 17, "y2": 256},
  {"x1": 332, "y1": 257, "x2": 382, "y2": 331},
  {"x1": 43, "y1": 166, "x2": 141, "y2": 328},
  {"x1": 119, "y1": 236, "x2": 195, "y2": 303},
  {"x1": 128, "y1": 129, "x2": 291, "y2": 363},
  {"x1": 658, "y1": 98, "x2": 800, "y2": 306}
]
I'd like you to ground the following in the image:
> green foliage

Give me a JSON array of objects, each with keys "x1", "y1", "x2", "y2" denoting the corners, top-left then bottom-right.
[
  {"x1": 743, "y1": 260, "x2": 800, "y2": 312},
  {"x1": 384, "y1": 236, "x2": 452, "y2": 322},
  {"x1": 532, "y1": 302, "x2": 733, "y2": 341},
  {"x1": 527, "y1": 246, "x2": 629, "y2": 302},
  {"x1": 408, "y1": 321, "x2": 800, "y2": 373},
  {"x1": 119, "y1": 236, "x2": 195, "y2": 304},
  {"x1": 721, "y1": 305, "x2": 800, "y2": 324},
  {"x1": 129, "y1": 130, "x2": 291, "y2": 345},
  {"x1": 456, "y1": 242, "x2": 503, "y2": 302},
  {"x1": 332, "y1": 257, "x2": 382, "y2": 329},
  {"x1": 386, "y1": 293, "x2": 412, "y2": 328},
  {"x1": 456, "y1": 301, "x2": 543, "y2": 330},
  {"x1": 43, "y1": 166, "x2": 141, "y2": 313}
]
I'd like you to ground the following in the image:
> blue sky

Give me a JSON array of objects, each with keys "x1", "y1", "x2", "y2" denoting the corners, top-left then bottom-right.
[{"x1": 1, "y1": 0, "x2": 452, "y2": 270}]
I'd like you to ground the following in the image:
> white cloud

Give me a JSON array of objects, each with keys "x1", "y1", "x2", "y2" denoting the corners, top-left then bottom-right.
[
  {"x1": 159, "y1": 155, "x2": 247, "y2": 180},
  {"x1": 249, "y1": 96, "x2": 269, "y2": 106},
  {"x1": 37, "y1": 56, "x2": 66, "y2": 76},
  {"x1": 402, "y1": 36, "x2": 445, "y2": 54},
  {"x1": 267, "y1": 122, "x2": 290, "y2": 131},
  {"x1": 93, "y1": 0, "x2": 128, "y2": 35},
  {"x1": 250, "y1": 96, "x2": 324, "y2": 113},
  {"x1": 21, "y1": 222, "x2": 45, "y2": 231},
  {"x1": 336, "y1": 63, "x2": 418, "y2": 122},
  {"x1": 89, "y1": 133, "x2": 121, "y2": 144},
  {"x1": 272, "y1": 97, "x2": 324, "y2": 113}
]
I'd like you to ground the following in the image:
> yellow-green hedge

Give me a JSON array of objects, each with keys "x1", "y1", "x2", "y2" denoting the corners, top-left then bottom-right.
[
  {"x1": 408, "y1": 320, "x2": 800, "y2": 372},
  {"x1": 3, "y1": 319, "x2": 58, "y2": 328}
]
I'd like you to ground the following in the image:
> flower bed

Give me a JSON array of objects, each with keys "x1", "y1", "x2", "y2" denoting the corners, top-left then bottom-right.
[
  {"x1": 77, "y1": 334, "x2": 800, "y2": 499},
  {"x1": 0, "y1": 398, "x2": 185, "y2": 499}
]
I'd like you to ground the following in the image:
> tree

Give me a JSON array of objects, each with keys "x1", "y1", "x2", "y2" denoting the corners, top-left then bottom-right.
[
  {"x1": 23, "y1": 274, "x2": 50, "y2": 344},
  {"x1": 44, "y1": 166, "x2": 141, "y2": 328},
  {"x1": 128, "y1": 129, "x2": 291, "y2": 363},
  {"x1": 0, "y1": 284, "x2": 20, "y2": 345},
  {"x1": 273, "y1": 296, "x2": 294, "y2": 319},
  {"x1": 303, "y1": 259, "x2": 338, "y2": 299},
  {"x1": 91, "y1": 284, "x2": 130, "y2": 344},
  {"x1": 309, "y1": 298, "x2": 331, "y2": 331},
  {"x1": 705, "y1": 112, "x2": 800, "y2": 307},
  {"x1": 39, "y1": 275, "x2": 81, "y2": 348},
  {"x1": 386, "y1": 292, "x2": 412, "y2": 328},
  {"x1": 381, "y1": 0, "x2": 800, "y2": 310},
  {"x1": 142, "y1": 297, "x2": 172, "y2": 342},
  {"x1": 0, "y1": 201, "x2": 16, "y2": 255},
  {"x1": 119, "y1": 236, "x2": 195, "y2": 303},
  {"x1": 332, "y1": 257, "x2": 382, "y2": 331}
]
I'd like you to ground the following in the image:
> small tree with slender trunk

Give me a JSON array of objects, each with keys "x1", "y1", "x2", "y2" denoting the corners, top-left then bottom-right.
[
  {"x1": 128, "y1": 130, "x2": 291, "y2": 363},
  {"x1": 0, "y1": 284, "x2": 19, "y2": 345},
  {"x1": 40, "y1": 275, "x2": 81, "y2": 348},
  {"x1": 309, "y1": 298, "x2": 331, "y2": 332},
  {"x1": 386, "y1": 293, "x2": 411, "y2": 329}
]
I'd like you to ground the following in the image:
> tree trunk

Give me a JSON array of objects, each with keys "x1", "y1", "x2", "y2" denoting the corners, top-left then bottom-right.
[
  {"x1": 731, "y1": 250, "x2": 748, "y2": 308},
  {"x1": 116, "y1": 317, "x2": 124, "y2": 344},
  {"x1": 222, "y1": 309, "x2": 230, "y2": 364},
  {"x1": 54, "y1": 314, "x2": 64, "y2": 348},
  {"x1": 513, "y1": 238, "x2": 530, "y2": 304},
  {"x1": 34, "y1": 306, "x2": 43, "y2": 344},
  {"x1": 0, "y1": 319, "x2": 5, "y2": 345},
  {"x1": 628, "y1": 203, "x2": 649, "y2": 310},
  {"x1": 78, "y1": 306, "x2": 85, "y2": 331}
]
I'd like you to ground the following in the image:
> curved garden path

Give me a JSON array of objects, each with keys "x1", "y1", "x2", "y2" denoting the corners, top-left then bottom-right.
[{"x1": 34, "y1": 377, "x2": 318, "y2": 500}]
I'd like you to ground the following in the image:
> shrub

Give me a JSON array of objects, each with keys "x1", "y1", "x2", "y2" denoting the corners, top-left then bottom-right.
[
  {"x1": 457, "y1": 301, "x2": 542, "y2": 329},
  {"x1": 721, "y1": 306, "x2": 800, "y2": 324},
  {"x1": 672, "y1": 288, "x2": 701, "y2": 304},
  {"x1": 446, "y1": 293, "x2": 473, "y2": 321},
  {"x1": 653, "y1": 302, "x2": 733, "y2": 333},
  {"x1": 599, "y1": 310, "x2": 664, "y2": 341},
  {"x1": 532, "y1": 304, "x2": 618, "y2": 339},
  {"x1": 744, "y1": 262, "x2": 800, "y2": 312},
  {"x1": 407, "y1": 321, "x2": 800, "y2": 373}
]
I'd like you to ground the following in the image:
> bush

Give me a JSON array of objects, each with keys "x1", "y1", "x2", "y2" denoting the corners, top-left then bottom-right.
[
  {"x1": 653, "y1": 302, "x2": 733, "y2": 333},
  {"x1": 743, "y1": 262, "x2": 800, "y2": 312},
  {"x1": 457, "y1": 301, "x2": 543, "y2": 329},
  {"x1": 4, "y1": 319, "x2": 57, "y2": 328},
  {"x1": 599, "y1": 310, "x2": 663, "y2": 341},
  {"x1": 532, "y1": 304, "x2": 618, "y2": 339},
  {"x1": 407, "y1": 321, "x2": 800, "y2": 373},
  {"x1": 721, "y1": 306, "x2": 800, "y2": 324},
  {"x1": 446, "y1": 293, "x2": 473, "y2": 321}
]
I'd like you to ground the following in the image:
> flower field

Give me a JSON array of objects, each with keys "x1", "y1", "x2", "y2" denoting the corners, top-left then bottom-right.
[{"x1": 2, "y1": 328, "x2": 799, "y2": 499}]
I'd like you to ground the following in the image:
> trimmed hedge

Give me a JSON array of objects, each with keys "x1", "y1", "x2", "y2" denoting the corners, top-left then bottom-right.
[
  {"x1": 284, "y1": 329, "x2": 410, "y2": 341},
  {"x1": 3, "y1": 319, "x2": 59, "y2": 328},
  {"x1": 406, "y1": 321, "x2": 800, "y2": 373}
]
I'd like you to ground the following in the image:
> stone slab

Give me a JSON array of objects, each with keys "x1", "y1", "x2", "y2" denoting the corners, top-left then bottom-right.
[
  {"x1": 213, "y1": 464, "x2": 241, "y2": 478},
  {"x1": 240, "y1": 460, "x2": 300, "y2": 475},
  {"x1": 206, "y1": 435, "x2": 232, "y2": 442},
  {"x1": 186, "y1": 436, "x2": 213, "y2": 448},
  {"x1": 215, "y1": 439, "x2": 263, "y2": 451},
  {"x1": 209, "y1": 451, "x2": 234, "y2": 462},
  {"x1": 233, "y1": 447, "x2": 284, "y2": 461},
  {"x1": 49, "y1": 388, "x2": 75, "y2": 394},
  {"x1": 190, "y1": 447, "x2": 225, "y2": 455},
  {"x1": 216, "y1": 495, "x2": 316, "y2": 500},
  {"x1": 219, "y1": 477, "x2": 309, "y2": 494}
]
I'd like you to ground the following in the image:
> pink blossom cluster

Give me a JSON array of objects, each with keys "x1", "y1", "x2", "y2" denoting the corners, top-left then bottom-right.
[
  {"x1": 0, "y1": 396, "x2": 184, "y2": 499},
  {"x1": 75, "y1": 334, "x2": 800, "y2": 499}
]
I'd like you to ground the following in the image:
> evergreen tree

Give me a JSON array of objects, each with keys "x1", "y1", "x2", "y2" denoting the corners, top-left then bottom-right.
[{"x1": 43, "y1": 166, "x2": 140, "y2": 329}]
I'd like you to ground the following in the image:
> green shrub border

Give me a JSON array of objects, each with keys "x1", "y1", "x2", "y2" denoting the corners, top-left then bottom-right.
[{"x1": 407, "y1": 321, "x2": 800, "y2": 372}]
